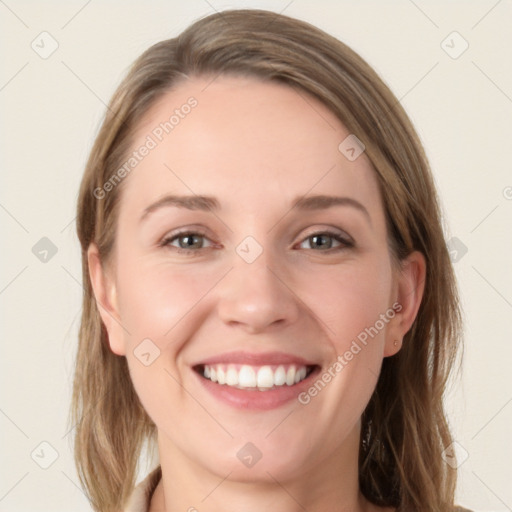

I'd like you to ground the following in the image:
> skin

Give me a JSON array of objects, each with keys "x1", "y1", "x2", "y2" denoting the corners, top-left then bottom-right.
[{"x1": 89, "y1": 76, "x2": 425, "y2": 512}]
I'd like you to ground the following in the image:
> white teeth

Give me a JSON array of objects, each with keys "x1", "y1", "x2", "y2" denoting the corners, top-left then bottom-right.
[
  {"x1": 256, "y1": 366, "x2": 274, "y2": 388},
  {"x1": 217, "y1": 366, "x2": 226, "y2": 385},
  {"x1": 295, "y1": 367, "x2": 307, "y2": 384},
  {"x1": 238, "y1": 365, "x2": 256, "y2": 387},
  {"x1": 201, "y1": 363, "x2": 310, "y2": 389},
  {"x1": 274, "y1": 366, "x2": 286, "y2": 386},
  {"x1": 286, "y1": 366, "x2": 296, "y2": 386},
  {"x1": 225, "y1": 366, "x2": 238, "y2": 386}
]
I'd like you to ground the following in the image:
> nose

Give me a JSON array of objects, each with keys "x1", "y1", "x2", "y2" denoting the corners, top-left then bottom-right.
[{"x1": 217, "y1": 253, "x2": 301, "y2": 334}]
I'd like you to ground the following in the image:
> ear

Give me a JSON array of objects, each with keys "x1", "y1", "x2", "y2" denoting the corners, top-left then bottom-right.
[
  {"x1": 87, "y1": 243, "x2": 126, "y2": 356},
  {"x1": 384, "y1": 250, "x2": 426, "y2": 357}
]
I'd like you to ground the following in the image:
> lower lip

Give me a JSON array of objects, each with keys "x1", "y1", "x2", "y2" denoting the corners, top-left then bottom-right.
[{"x1": 194, "y1": 367, "x2": 320, "y2": 410}]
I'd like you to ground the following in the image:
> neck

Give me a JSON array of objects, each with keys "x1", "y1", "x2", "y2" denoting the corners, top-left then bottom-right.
[{"x1": 150, "y1": 425, "x2": 380, "y2": 512}]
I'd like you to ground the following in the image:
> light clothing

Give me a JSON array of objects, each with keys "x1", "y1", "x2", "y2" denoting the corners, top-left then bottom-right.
[
  {"x1": 123, "y1": 467, "x2": 473, "y2": 512},
  {"x1": 123, "y1": 466, "x2": 161, "y2": 512}
]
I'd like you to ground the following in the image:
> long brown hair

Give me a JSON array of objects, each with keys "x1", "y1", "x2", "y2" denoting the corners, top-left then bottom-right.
[{"x1": 72, "y1": 9, "x2": 463, "y2": 511}]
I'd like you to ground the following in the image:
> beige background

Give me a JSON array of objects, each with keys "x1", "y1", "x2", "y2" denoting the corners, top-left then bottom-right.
[{"x1": 1, "y1": 1, "x2": 511, "y2": 510}]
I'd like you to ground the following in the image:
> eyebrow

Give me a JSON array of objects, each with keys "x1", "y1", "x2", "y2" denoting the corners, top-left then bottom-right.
[
  {"x1": 140, "y1": 194, "x2": 371, "y2": 224},
  {"x1": 292, "y1": 195, "x2": 371, "y2": 224},
  {"x1": 140, "y1": 195, "x2": 220, "y2": 221}
]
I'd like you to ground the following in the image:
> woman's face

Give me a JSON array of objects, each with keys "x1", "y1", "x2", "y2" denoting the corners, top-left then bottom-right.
[{"x1": 90, "y1": 76, "x2": 423, "y2": 483}]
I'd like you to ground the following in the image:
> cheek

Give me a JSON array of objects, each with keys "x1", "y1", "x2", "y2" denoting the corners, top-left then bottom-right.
[
  {"x1": 114, "y1": 260, "x2": 217, "y2": 428},
  {"x1": 297, "y1": 257, "x2": 394, "y2": 347},
  {"x1": 295, "y1": 257, "x2": 393, "y2": 417},
  {"x1": 113, "y1": 259, "x2": 228, "y2": 424},
  {"x1": 295, "y1": 262, "x2": 392, "y2": 432},
  {"x1": 115, "y1": 258, "x2": 225, "y2": 342}
]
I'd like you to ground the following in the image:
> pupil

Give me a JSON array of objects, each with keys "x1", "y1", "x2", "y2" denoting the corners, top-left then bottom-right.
[
  {"x1": 312, "y1": 235, "x2": 331, "y2": 249},
  {"x1": 181, "y1": 235, "x2": 201, "y2": 248}
]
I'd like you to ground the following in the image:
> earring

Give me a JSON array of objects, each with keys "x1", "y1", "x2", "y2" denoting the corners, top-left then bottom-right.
[{"x1": 393, "y1": 339, "x2": 400, "y2": 347}]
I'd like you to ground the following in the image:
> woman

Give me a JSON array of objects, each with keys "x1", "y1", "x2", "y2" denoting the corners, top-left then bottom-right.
[{"x1": 71, "y1": 9, "x2": 469, "y2": 512}]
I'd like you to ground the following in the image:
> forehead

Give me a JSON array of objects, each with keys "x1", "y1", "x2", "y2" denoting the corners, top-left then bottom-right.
[{"x1": 119, "y1": 75, "x2": 383, "y2": 221}]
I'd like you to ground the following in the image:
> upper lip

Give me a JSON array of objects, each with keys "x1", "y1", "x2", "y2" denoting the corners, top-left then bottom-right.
[{"x1": 194, "y1": 351, "x2": 318, "y2": 367}]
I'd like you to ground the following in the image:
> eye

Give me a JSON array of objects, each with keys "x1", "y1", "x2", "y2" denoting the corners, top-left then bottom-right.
[
  {"x1": 160, "y1": 231, "x2": 214, "y2": 253},
  {"x1": 297, "y1": 231, "x2": 353, "y2": 251},
  {"x1": 159, "y1": 229, "x2": 353, "y2": 255}
]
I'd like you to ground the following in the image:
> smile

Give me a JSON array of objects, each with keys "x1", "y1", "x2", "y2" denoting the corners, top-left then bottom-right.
[
  {"x1": 192, "y1": 351, "x2": 321, "y2": 409},
  {"x1": 198, "y1": 363, "x2": 314, "y2": 390}
]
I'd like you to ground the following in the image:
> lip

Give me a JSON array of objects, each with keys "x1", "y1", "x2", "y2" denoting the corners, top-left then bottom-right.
[
  {"x1": 194, "y1": 350, "x2": 318, "y2": 367},
  {"x1": 192, "y1": 351, "x2": 321, "y2": 410}
]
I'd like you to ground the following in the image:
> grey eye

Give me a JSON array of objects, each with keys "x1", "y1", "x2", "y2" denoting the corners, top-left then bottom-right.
[
  {"x1": 300, "y1": 233, "x2": 343, "y2": 250},
  {"x1": 176, "y1": 234, "x2": 204, "y2": 249}
]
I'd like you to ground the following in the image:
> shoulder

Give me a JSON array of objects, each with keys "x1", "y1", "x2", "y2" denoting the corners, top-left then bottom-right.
[{"x1": 123, "y1": 466, "x2": 162, "y2": 512}]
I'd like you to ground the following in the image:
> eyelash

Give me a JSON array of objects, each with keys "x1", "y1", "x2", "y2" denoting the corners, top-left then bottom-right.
[{"x1": 159, "y1": 229, "x2": 354, "y2": 255}]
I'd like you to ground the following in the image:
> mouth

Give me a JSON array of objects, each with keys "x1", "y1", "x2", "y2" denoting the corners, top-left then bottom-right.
[
  {"x1": 193, "y1": 363, "x2": 318, "y2": 391},
  {"x1": 191, "y1": 351, "x2": 321, "y2": 410}
]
